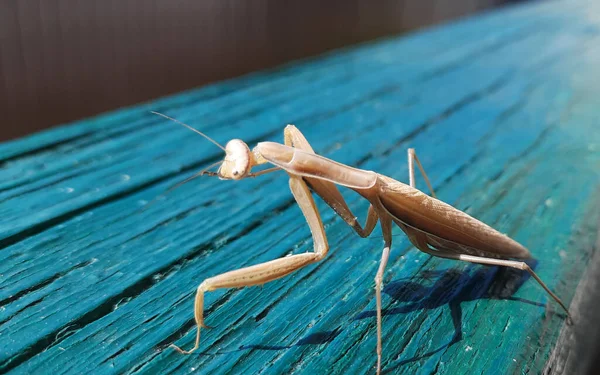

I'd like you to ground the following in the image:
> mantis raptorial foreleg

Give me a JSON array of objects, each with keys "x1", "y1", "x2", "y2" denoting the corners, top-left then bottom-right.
[
  {"x1": 286, "y1": 124, "x2": 392, "y2": 372},
  {"x1": 171, "y1": 174, "x2": 329, "y2": 354},
  {"x1": 404, "y1": 227, "x2": 571, "y2": 320},
  {"x1": 247, "y1": 166, "x2": 281, "y2": 178},
  {"x1": 407, "y1": 148, "x2": 436, "y2": 198},
  {"x1": 285, "y1": 125, "x2": 379, "y2": 237}
]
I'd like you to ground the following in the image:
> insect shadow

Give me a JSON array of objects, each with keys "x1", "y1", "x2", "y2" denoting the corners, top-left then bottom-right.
[
  {"x1": 238, "y1": 327, "x2": 344, "y2": 351},
  {"x1": 238, "y1": 259, "x2": 560, "y2": 360}
]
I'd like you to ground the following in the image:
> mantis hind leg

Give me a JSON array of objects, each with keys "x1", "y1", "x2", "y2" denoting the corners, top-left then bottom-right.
[
  {"x1": 432, "y1": 251, "x2": 571, "y2": 320},
  {"x1": 403, "y1": 226, "x2": 571, "y2": 321},
  {"x1": 407, "y1": 148, "x2": 436, "y2": 198}
]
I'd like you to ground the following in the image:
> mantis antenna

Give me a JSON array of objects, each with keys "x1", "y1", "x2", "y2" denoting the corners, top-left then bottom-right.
[
  {"x1": 141, "y1": 160, "x2": 223, "y2": 211},
  {"x1": 141, "y1": 111, "x2": 230, "y2": 211},
  {"x1": 150, "y1": 111, "x2": 227, "y2": 152}
]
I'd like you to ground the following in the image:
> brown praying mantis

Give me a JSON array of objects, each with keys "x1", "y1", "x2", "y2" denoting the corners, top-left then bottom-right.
[{"x1": 151, "y1": 112, "x2": 571, "y2": 374}]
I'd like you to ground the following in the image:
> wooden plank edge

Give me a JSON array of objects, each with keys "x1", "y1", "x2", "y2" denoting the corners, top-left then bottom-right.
[{"x1": 544, "y1": 187, "x2": 600, "y2": 375}]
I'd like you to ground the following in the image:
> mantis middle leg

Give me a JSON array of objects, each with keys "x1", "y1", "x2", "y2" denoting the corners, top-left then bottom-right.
[
  {"x1": 407, "y1": 148, "x2": 436, "y2": 198},
  {"x1": 170, "y1": 174, "x2": 331, "y2": 354},
  {"x1": 374, "y1": 215, "x2": 393, "y2": 375}
]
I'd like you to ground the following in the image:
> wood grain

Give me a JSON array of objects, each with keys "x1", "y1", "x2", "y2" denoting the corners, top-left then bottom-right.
[{"x1": 1, "y1": 1, "x2": 600, "y2": 374}]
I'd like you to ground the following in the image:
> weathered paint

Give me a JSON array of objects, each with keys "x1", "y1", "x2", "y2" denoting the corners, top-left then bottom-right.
[{"x1": 1, "y1": 1, "x2": 600, "y2": 374}]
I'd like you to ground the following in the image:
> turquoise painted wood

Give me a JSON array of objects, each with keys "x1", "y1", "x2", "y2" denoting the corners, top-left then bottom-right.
[{"x1": 2, "y1": 1, "x2": 600, "y2": 374}]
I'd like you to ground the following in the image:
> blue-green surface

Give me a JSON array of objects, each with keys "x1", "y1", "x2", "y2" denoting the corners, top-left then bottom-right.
[{"x1": 2, "y1": 1, "x2": 600, "y2": 374}]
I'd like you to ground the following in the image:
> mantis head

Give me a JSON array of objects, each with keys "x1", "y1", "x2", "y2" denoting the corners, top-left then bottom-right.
[
  {"x1": 150, "y1": 111, "x2": 265, "y2": 183},
  {"x1": 217, "y1": 139, "x2": 257, "y2": 180},
  {"x1": 143, "y1": 111, "x2": 279, "y2": 210}
]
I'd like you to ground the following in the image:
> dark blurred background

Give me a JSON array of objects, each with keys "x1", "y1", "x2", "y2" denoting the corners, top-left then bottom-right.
[{"x1": 0, "y1": 0, "x2": 522, "y2": 142}]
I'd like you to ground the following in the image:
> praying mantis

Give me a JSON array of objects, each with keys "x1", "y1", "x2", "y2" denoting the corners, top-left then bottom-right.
[{"x1": 151, "y1": 112, "x2": 571, "y2": 374}]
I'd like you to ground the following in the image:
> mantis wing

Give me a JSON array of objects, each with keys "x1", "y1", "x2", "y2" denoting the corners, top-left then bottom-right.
[{"x1": 377, "y1": 176, "x2": 531, "y2": 260}]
